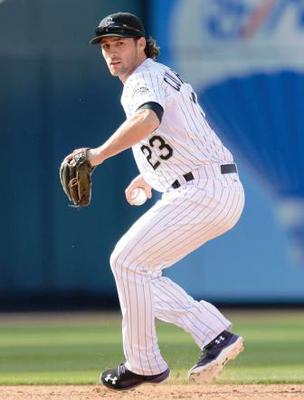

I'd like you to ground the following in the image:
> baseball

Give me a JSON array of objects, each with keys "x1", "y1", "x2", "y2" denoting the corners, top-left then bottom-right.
[{"x1": 130, "y1": 188, "x2": 147, "y2": 206}]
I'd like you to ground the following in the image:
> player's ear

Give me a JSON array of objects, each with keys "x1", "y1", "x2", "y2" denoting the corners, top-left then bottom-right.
[{"x1": 137, "y1": 37, "x2": 146, "y2": 52}]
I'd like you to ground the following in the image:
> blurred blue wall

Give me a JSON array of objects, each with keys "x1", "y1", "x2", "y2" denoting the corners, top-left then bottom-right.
[
  {"x1": 0, "y1": 0, "x2": 149, "y2": 304},
  {"x1": 1, "y1": 0, "x2": 303, "y2": 307},
  {"x1": 151, "y1": 0, "x2": 304, "y2": 302}
]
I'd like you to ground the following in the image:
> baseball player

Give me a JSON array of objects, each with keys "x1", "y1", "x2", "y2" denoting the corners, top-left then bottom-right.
[{"x1": 67, "y1": 12, "x2": 245, "y2": 391}]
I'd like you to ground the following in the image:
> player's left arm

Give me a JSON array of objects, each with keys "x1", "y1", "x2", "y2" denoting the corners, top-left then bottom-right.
[{"x1": 65, "y1": 106, "x2": 161, "y2": 166}]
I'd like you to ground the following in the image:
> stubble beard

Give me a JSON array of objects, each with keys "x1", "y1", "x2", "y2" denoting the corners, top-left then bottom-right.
[{"x1": 108, "y1": 63, "x2": 128, "y2": 78}]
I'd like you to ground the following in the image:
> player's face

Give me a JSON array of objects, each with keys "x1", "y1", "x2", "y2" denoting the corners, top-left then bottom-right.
[{"x1": 100, "y1": 37, "x2": 146, "y2": 82}]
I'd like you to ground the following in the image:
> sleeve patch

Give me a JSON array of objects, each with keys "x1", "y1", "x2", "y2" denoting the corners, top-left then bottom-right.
[{"x1": 132, "y1": 86, "x2": 150, "y2": 97}]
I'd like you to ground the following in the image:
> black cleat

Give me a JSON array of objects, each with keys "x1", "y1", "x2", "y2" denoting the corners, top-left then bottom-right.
[
  {"x1": 188, "y1": 330, "x2": 244, "y2": 383},
  {"x1": 100, "y1": 363, "x2": 170, "y2": 391}
]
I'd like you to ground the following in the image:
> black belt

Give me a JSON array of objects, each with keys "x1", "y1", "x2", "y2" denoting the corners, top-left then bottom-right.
[{"x1": 171, "y1": 164, "x2": 237, "y2": 189}]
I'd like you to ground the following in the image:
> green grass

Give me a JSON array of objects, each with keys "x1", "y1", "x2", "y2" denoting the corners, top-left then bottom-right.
[{"x1": 0, "y1": 311, "x2": 304, "y2": 385}]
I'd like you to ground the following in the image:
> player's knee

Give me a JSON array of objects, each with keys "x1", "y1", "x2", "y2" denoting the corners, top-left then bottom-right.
[
  {"x1": 109, "y1": 245, "x2": 128, "y2": 273},
  {"x1": 109, "y1": 248, "x2": 120, "y2": 273},
  {"x1": 110, "y1": 243, "x2": 140, "y2": 275}
]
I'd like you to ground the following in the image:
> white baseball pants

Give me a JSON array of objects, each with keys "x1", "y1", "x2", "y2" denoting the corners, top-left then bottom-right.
[{"x1": 110, "y1": 172, "x2": 245, "y2": 375}]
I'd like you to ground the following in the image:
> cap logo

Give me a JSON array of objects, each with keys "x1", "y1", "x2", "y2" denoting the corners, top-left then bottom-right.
[{"x1": 104, "y1": 17, "x2": 114, "y2": 27}]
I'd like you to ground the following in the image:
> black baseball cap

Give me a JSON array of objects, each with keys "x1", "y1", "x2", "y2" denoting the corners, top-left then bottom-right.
[{"x1": 90, "y1": 12, "x2": 145, "y2": 45}]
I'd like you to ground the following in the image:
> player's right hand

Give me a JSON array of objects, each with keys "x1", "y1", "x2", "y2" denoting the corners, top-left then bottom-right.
[{"x1": 125, "y1": 175, "x2": 152, "y2": 205}]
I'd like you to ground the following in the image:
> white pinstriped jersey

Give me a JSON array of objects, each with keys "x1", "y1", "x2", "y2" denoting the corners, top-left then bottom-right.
[
  {"x1": 121, "y1": 58, "x2": 234, "y2": 192},
  {"x1": 112, "y1": 54, "x2": 245, "y2": 378}
]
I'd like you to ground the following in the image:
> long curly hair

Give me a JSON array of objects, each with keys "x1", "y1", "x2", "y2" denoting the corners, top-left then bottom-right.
[
  {"x1": 144, "y1": 37, "x2": 160, "y2": 60},
  {"x1": 135, "y1": 37, "x2": 160, "y2": 60}
]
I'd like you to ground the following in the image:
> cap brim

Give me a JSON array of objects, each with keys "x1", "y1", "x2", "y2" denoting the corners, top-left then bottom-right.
[{"x1": 90, "y1": 32, "x2": 142, "y2": 45}]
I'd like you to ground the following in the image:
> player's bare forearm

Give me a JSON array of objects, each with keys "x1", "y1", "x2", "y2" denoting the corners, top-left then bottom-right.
[{"x1": 88, "y1": 109, "x2": 160, "y2": 166}]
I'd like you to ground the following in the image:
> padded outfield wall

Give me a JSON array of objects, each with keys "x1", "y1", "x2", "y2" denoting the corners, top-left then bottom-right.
[
  {"x1": 0, "y1": 0, "x2": 148, "y2": 308},
  {"x1": 1, "y1": 0, "x2": 304, "y2": 308},
  {"x1": 150, "y1": 0, "x2": 304, "y2": 303}
]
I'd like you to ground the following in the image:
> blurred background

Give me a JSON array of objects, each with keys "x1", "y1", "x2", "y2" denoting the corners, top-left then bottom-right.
[{"x1": 1, "y1": 0, "x2": 304, "y2": 311}]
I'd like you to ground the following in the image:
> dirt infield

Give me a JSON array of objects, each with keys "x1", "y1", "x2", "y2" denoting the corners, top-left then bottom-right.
[{"x1": 1, "y1": 385, "x2": 304, "y2": 400}]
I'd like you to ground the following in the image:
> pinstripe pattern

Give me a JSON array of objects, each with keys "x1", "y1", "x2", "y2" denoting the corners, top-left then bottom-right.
[
  {"x1": 121, "y1": 58, "x2": 234, "y2": 192},
  {"x1": 110, "y1": 176, "x2": 244, "y2": 375},
  {"x1": 110, "y1": 58, "x2": 245, "y2": 376}
]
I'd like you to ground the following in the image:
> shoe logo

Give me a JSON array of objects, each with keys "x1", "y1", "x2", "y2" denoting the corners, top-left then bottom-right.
[
  {"x1": 214, "y1": 335, "x2": 225, "y2": 345},
  {"x1": 104, "y1": 374, "x2": 118, "y2": 385}
]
